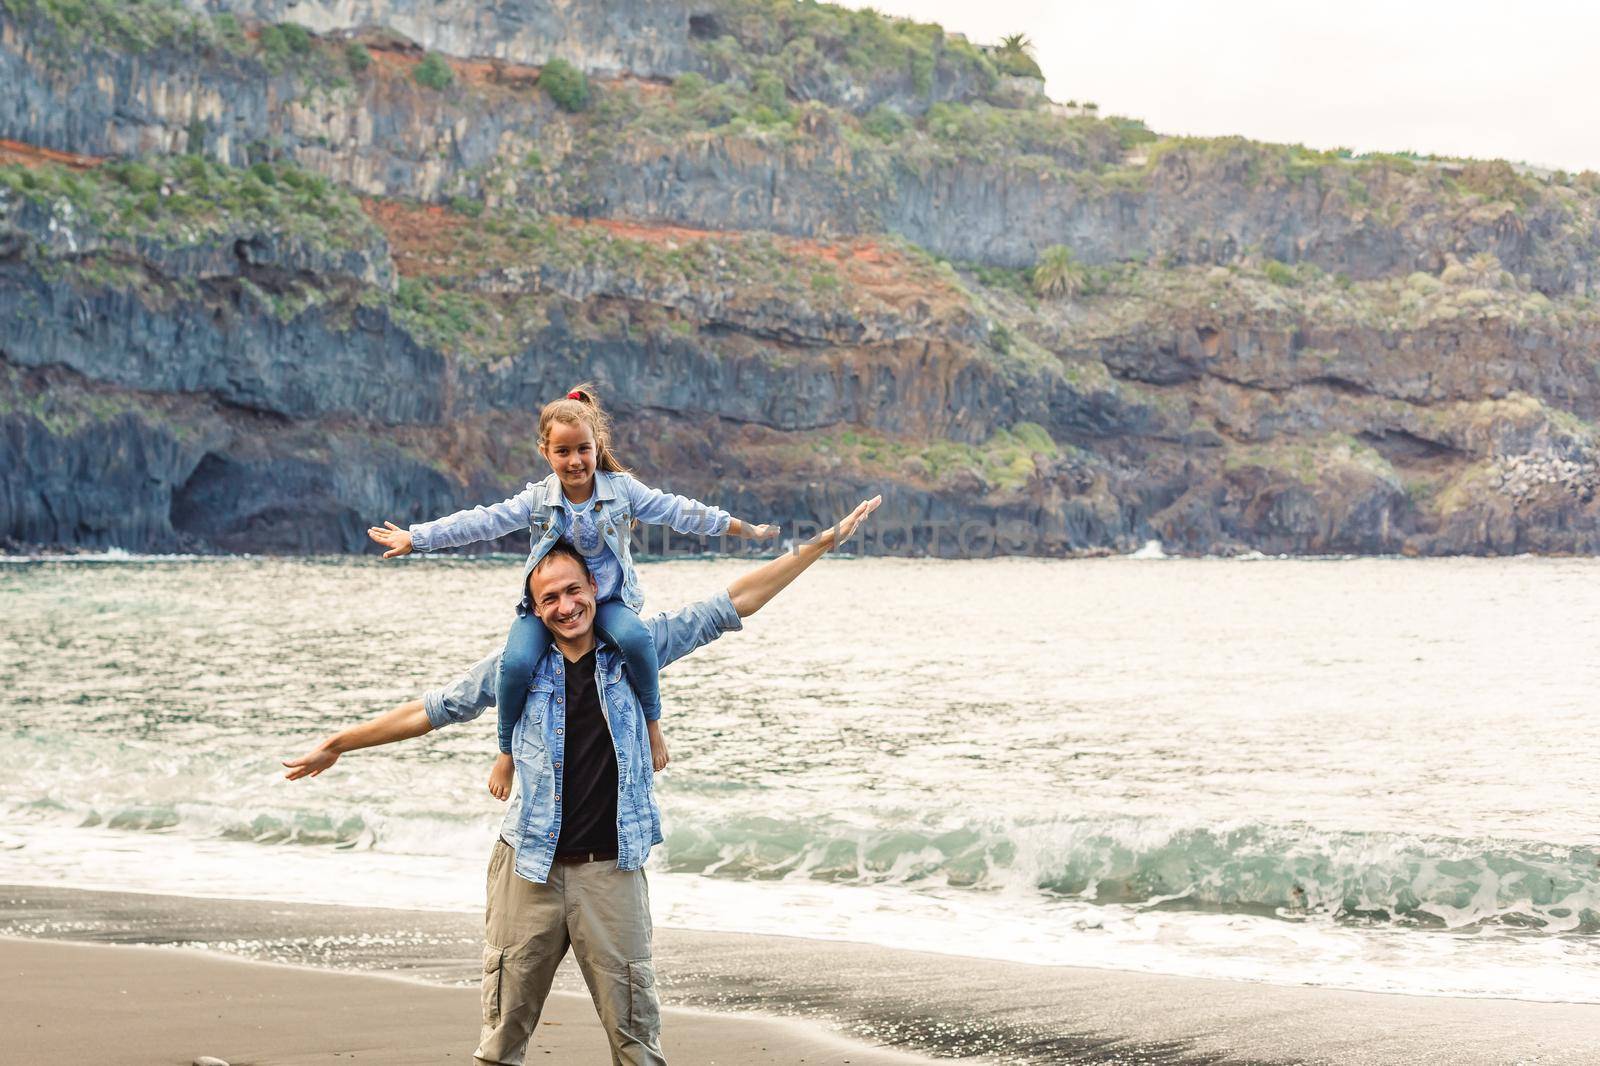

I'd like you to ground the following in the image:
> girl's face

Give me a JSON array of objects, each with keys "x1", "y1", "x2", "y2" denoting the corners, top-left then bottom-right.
[{"x1": 542, "y1": 419, "x2": 599, "y2": 493}]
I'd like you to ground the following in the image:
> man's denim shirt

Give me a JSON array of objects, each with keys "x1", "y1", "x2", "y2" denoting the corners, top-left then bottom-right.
[
  {"x1": 407, "y1": 470, "x2": 731, "y2": 614},
  {"x1": 423, "y1": 591, "x2": 743, "y2": 883}
]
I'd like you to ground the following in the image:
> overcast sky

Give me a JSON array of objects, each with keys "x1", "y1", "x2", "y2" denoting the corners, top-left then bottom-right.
[{"x1": 839, "y1": 0, "x2": 1592, "y2": 173}]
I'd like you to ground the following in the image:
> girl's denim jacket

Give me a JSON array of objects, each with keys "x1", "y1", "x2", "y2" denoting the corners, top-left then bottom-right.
[{"x1": 407, "y1": 470, "x2": 732, "y2": 612}]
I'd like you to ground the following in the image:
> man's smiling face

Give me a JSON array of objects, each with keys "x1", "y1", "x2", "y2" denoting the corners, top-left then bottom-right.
[{"x1": 528, "y1": 552, "x2": 598, "y2": 644}]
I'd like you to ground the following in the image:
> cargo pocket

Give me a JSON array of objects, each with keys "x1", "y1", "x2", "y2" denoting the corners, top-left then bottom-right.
[
  {"x1": 482, "y1": 946, "x2": 506, "y2": 1028},
  {"x1": 486, "y1": 839, "x2": 508, "y2": 904},
  {"x1": 625, "y1": 958, "x2": 660, "y2": 1035}
]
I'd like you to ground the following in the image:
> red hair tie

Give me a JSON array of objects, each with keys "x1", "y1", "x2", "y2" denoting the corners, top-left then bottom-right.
[{"x1": 567, "y1": 390, "x2": 584, "y2": 401}]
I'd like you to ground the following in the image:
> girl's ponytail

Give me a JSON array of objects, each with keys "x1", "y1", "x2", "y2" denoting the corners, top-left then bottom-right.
[{"x1": 538, "y1": 381, "x2": 628, "y2": 473}]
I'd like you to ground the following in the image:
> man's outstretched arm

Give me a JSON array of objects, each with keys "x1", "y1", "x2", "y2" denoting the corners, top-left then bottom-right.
[
  {"x1": 282, "y1": 699, "x2": 433, "y2": 780},
  {"x1": 648, "y1": 496, "x2": 881, "y2": 671},
  {"x1": 728, "y1": 495, "x2": 881, "y2": 618},
  {"x1": 285, "y1": 654, "x2": 498, "y2": 780}
]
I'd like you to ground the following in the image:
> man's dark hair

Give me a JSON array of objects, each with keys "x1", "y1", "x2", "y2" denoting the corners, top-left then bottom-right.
[{"x1": 530, "y1": 543, "x2": 591, "y2": 581}]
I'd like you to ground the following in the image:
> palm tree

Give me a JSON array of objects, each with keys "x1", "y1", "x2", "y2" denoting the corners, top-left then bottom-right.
[
  {"x1": 1032, "y1": 245, "x2": 1085, "y2": 299},
  {"x1": 995, "y1": 32, "x2": 1042, "y2": 79},
  {"x1": 999, "y1": 33, "x2": 1034, "y2": 57},
  {"x1": 1467, "y1": 251, "x2": 1502, "y2": 287}
]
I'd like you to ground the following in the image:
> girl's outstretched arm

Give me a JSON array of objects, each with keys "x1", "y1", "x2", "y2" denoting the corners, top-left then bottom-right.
[
  {"x1": 623, "y1": 475, "x2": 729, "y2": 536},
  {"x1": 725, "y1": 518, "x2": 781, "y2": 540},
  {"x1": 623, "y1": 475, "x2": 777, "y2": 539},
  {"x1": 368, "y1": 521, "x2": 413, "y2": 557},
  {"x1": 378, "y1": 483, "x2": 544, "y2": 557}
]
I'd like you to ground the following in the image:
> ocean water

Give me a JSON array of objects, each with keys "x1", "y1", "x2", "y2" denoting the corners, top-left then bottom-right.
[{"x1": 2, "y1": 553, "x2": 1597, "y2": 1002}]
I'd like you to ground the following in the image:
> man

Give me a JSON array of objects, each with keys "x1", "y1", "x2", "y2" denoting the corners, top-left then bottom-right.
[{"x1": 283, "y1": 496, "x2": 881, "y2": 1065}]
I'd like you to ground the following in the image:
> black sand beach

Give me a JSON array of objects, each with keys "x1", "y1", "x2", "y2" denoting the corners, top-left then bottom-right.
[
  {"x1": 2, "y1": 936, "x2": 933, "y2": 1065},
  {"x1": 5, "y1": 884, "x2": 1598, "y2": 1065}
]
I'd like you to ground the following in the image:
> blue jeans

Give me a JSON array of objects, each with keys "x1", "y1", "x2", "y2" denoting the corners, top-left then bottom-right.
[{"x1": 495, "y1": 600, "x2": 662, "y2": 754}]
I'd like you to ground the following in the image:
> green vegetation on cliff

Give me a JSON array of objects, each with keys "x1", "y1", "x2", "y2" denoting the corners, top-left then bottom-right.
[
  {"x1": 992, "y1": 34, "x2": 1043, "y2": 80},
  {"x1": 2, "y1": 154, "x2": 1000, "y2": 373},
  {"x1": 391, "y1": 278, "x2": 508, "y2": 354},
  {"x1": 693, "y1": 0, "x2": 997, "y2": 106},
  {"x1": 807, "y1": 422, "x2": 1062, "y2": 492},
  {"x1": 912, "y1": 101, "x2": 1120, "y2": 167},
  {"x1": 413, "y1": 52, "x2": 454, "y2": 90},
  {"x1": 1018, "y1": 255, "x2": 1589, "y2": 346},
  {"x1": 0, "y1": 0, "x2": 231, "y2": 57},
  {"x1": 582, "y1": 71, "x2": 1127, "y2": 175},
  {"x1": 256, "y1": 21, "x2": 312, "y2": 68},
  {"x1": 1223, "y1": 433, "x2": 1398, "y2": 489},
  {"x1": 0, "y1": 155, "x2": 379, "y2": 252},
  {"x1": 377, "y1": 197, "x2": 987, "y2": 363},
  {"x1": 344, "y1": 41, "x2": 371, "y2": 73},
  {"x1": 538, "y1": 58, "x2": 590, "y2": 111},
  {"x1": 0, "y1": 360, "x2": 197, "y2": 439},
  {"x1": 2, "y1": 0, "x2": 350, "y2": 81}
]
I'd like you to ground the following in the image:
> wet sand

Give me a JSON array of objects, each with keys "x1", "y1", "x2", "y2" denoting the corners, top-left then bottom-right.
[
  {"x1": 5, "y1": 884, "x2": 1600, "y2": 1065},
  {"x1": 1, "y1": 936, "x2": 932, "y2": 1066}
]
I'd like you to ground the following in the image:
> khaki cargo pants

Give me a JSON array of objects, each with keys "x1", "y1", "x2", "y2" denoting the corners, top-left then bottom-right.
[{"x1": 473, "y1": 839, "x2": 665, "y2": 1065}]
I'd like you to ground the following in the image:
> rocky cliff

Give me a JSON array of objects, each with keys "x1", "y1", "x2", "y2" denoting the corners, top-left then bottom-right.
[{"x1": 4, "y1": 0, "x2": 1600, "y2": 556}]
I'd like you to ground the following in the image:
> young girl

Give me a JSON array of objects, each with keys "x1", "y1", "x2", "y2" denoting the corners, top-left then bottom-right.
[{"x1": 367, "y1": 384, "x2": 778, "y2": 800}]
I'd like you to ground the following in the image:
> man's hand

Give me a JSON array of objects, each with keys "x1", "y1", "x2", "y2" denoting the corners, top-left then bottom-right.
[
  {"x1": 368, "y1": 521, "x2": 414, "y2": 558},
  {"x1": 281, "y1": 699, "x2": 432, "y2": 782},
  {"x1": 283, "y1": 740, "x2": 341, "y2": 780},
  {"x1": 822, "y1": 495, "x2": 880, "y2": 550}
]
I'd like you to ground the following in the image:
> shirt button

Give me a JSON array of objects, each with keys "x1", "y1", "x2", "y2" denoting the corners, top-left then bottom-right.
[
  {"x1": 554, "y1": 794, "x2": 561, "y2": 802},
  {"x1": 554, "y1": 761, "x2": 561, "y2": 769},
  {"x1": 557, "y1": 696, "x2": 564, "y2": 704},
  {"x1": 556, "y1": 728, "x2": 563, "y2": 735},
  {"x1": 547, "y1": 832, "x2": 555, "y2": 840}
]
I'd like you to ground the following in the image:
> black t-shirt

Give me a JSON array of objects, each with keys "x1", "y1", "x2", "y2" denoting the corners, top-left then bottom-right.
[{"x1": 553, "y1": 648, "x2": 618, "y2": 854}]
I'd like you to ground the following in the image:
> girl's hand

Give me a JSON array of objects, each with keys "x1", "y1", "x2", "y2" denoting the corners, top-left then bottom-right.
[
  {"x1": 367, "y1": 521, "x2": 413, "y2": 558},
  {"x1": 745, "y1": 523, "x2": 781, "y2": 541},
  {"x1": 488, "y1": 753, "x2": 514, "y2": 801},
  {"x1": 647, "y1": 720, "x2": 670, "y2": 772}
]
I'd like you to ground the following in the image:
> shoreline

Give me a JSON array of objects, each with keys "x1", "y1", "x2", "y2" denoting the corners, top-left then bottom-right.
[
  {"x1": 4, "y1": 874, "x2": 1591, "y2": 1009},
  {"x1": 7, "y1": 883, "x2": 1600, "y2": 1065}
]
